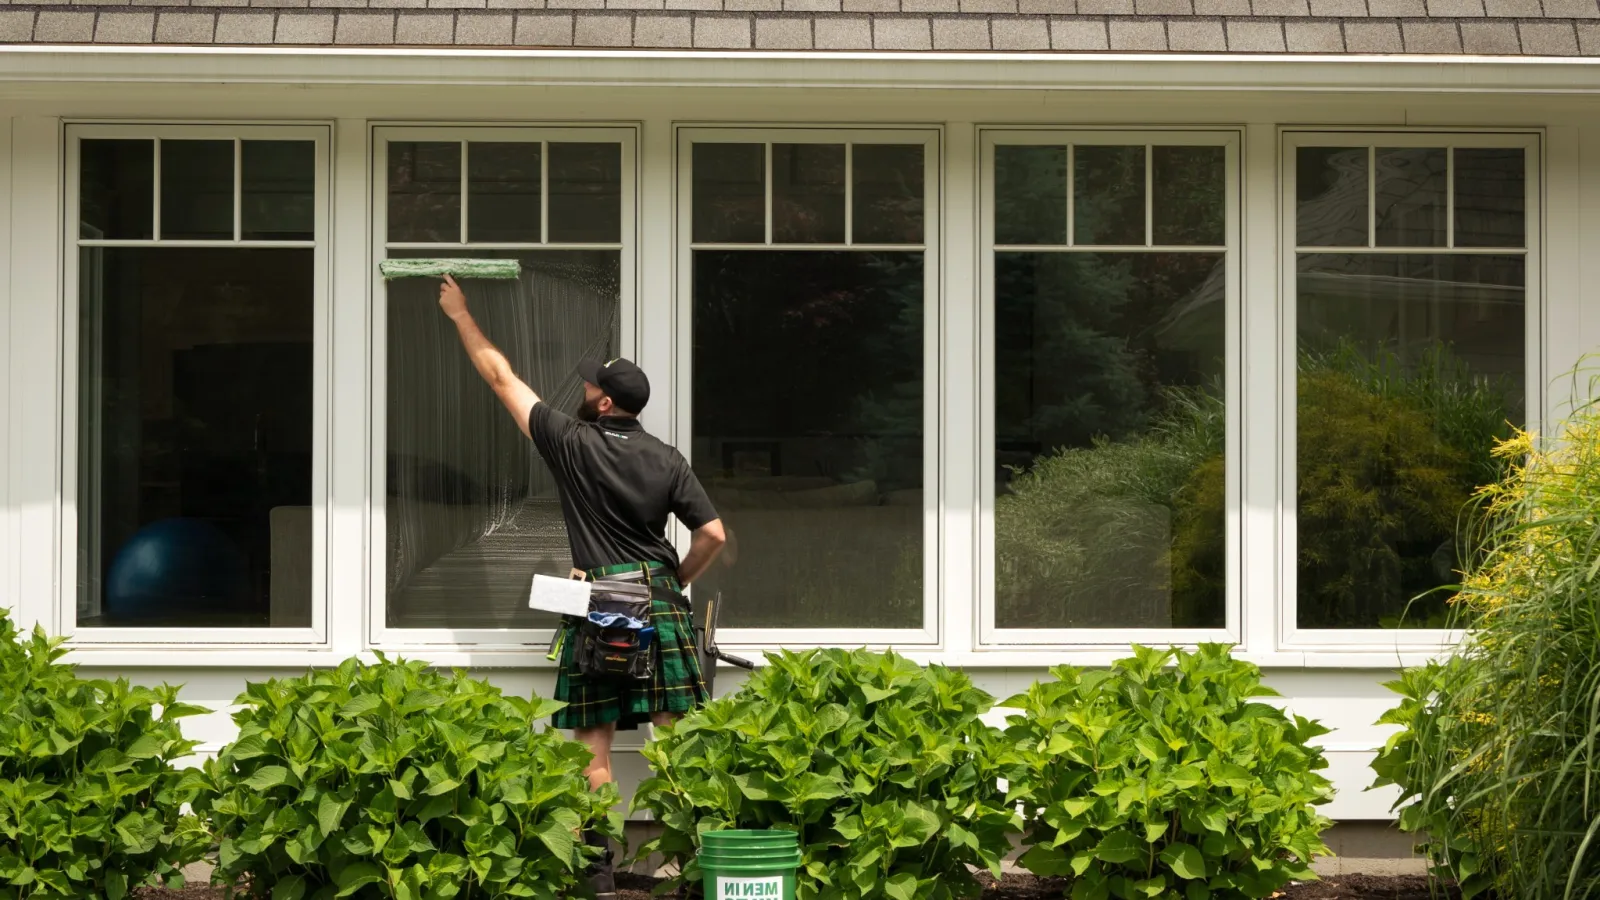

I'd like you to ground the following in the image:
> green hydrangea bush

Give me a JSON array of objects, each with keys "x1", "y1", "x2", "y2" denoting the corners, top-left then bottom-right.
[
  {"x1": 0, "y1": 610, "x2": 210, "y2": 899},
  {"x1": 632, "y1": 648, "x2": 1020, "y2": 900},
  {"x1": 1003, "y1": 645, "x2": 1334, "y2": 900},
  {"x1": 195, "y1": 655, "x2": 619, "y2": 900}
]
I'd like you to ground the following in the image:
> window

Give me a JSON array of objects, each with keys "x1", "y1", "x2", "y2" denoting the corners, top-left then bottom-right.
[
  {"x1": 1285, "y1": 133, "x2": 1537, "y2": 638},
  {"x1": 372, "y1": 127, "x2": 634, "y2": 643},
  {"x1": 677, "y1": 129, "x2": 938, "y2": 640},
  {"x1": 979, "y1": 131, "x2": 1239, "y2": 645},
  {"x1": 65, "y1": 125, "x2": 328, "y2": 641}
]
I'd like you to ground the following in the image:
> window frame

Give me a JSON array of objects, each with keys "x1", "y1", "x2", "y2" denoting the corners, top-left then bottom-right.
[
  {"x1": 1278, "y1": 128, "x2": 1543, "y2": 650},
  {"x1": 367, "y1": 124, "x2": 639, "y2": 650},
  {"x1": 59, "y1": 121, "x2": 333, "y2": 647},
  {"x1": 673, "y1": 125, "x2": 943, "y2": 648},
  {"x1": 975, "y1": 127, "x2": 1244, "y2": 650}
]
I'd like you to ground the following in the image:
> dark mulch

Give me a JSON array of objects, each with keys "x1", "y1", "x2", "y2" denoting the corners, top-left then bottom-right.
[{"x1": 136, "y1": 872, "x2": 1462, "y2": 900}]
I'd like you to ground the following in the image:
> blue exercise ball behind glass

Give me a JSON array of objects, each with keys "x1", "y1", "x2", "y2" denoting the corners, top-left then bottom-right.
[{"x1": 105, "y1": 518, "x2": 250, "y2": 621}]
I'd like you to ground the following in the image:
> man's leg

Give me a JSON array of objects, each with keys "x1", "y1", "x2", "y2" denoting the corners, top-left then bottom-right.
[
  {"x1": 575, "y1": 724, "x2": 620, "y2": 898},
  {"x1": 575, "y1": 722, "x2": 618, "y2": 791}
]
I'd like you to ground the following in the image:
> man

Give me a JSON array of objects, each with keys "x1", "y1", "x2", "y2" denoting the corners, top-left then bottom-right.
[{"x1": 436, "y1": 274, "x2": 726, "y2": 899}]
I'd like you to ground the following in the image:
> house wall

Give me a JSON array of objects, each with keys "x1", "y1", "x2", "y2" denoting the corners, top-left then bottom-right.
[{"x1": 6, "y1": 70, "x2": 1600, "y2": 829}]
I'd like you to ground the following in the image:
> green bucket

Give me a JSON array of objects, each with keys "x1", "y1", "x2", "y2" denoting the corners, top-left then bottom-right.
[{"x1": 698, "y1": 830, "x2": 800, "y2": 900}]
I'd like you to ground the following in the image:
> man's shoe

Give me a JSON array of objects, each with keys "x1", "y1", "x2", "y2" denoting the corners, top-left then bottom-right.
[{"x1": 584, "y1": 830, "x2": 617, "y2": 900}]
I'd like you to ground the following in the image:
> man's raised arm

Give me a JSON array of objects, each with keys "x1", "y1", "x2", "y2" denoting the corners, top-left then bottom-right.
[{"x1": 438, "y1": 274, "x2": 539, "y2": 438}]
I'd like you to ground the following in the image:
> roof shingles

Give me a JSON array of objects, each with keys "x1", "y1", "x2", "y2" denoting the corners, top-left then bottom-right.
[{"x1": 0, "y1": 0, "x2": 1588, "y2": 53}]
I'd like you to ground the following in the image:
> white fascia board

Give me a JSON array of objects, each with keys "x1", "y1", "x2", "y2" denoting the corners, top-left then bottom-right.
[{"x1": 2, "y1": 46, "x2": 1600, "y2": 94}]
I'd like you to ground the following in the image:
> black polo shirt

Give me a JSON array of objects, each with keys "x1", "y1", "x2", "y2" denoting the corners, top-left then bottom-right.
[{"x1": 528, "y1": 402, "x2": 719, "y2": 572}]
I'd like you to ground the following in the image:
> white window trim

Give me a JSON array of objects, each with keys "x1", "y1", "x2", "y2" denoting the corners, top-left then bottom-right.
[
  {"x1": 367, "y1": 123, "x2": 639, "y2": 650},
  {"x1": 673, "y1": 125, "x2": 943, "y2": 648},
  {"x1": 974, "y1": 127, "x2": 1243, "y2": 650},
  {"x1": 1278, "y1": 128, "x2": 1543, "y2": 651},
  {"x1": 59, "y1": 122, "x2": 333, "y2": 646}
]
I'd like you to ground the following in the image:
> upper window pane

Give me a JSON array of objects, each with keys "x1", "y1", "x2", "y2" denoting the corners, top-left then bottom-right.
[
  {"x1": 467, "y1": 142, "x2": 541, "y2": 244},
  {"x1": 1374, "y1": 147, "x2": 1448, "y2": 248},
  {"x1": 1074, "y1": 145, "x2": 1145, "y2": 246},
  {"x1": 1295, "y1": 253, "x2": 1525, "y2": 629},
  {"x1": 994, "y1": 145, "x2": 1067, "y2": 246},
  {"x1": 1455, "y1": 148, "x2": 1525, "y2": 248},
  {"x1": 1297, "y1": 146, "x2": 1369, "y2": 248},
  {"x1": 693, "y1": 143, "x2": 765, "y2": 244},
  {"x1": 771, "y1": 143, "x2": 845, "y2": 244},
  {"x1": 80, "y1": 139, "x2": 153, "y2": 241},
  {"x1": 388, "y1": 141, "x2": 461, "y2": 244},
  {"x1": 1152, "y1": 146, "x2": 1225, "y2": 246},
  {"x1": 691, "y1": 250, "x2": 924, "y2": 629},
  {"x1": 385, "y1": 250, "x2": 621, "y2": 629},
  {"x1": 852, "y1": 144, "x2": 924, "y2": 245},
  {"x1": 994, "y1": 251, "x2": 1227, "y2": 629},
  {"x1": 77, "y1": 247, "x2": 314, "y2": 628},
  {"x1": 548, "y1": 142, "x2": 623, "y2": 244},
  {"x1": 242, "y1": 140, "x2": 315, "y2": 242},
  {"x1": 160, "y1": 140, "x2": 234, "y2": 241}
]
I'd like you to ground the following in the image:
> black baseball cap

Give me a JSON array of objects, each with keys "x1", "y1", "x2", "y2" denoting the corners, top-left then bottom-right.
[{"x1": 576, "y1": 357, "x2": 651, "y2": 415}]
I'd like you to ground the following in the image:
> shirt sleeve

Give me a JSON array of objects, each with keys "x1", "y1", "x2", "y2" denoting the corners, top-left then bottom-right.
[
  {"x1": 670, "y1": 456, "x2": 720, "y2": 531},
  {"x1": 528, "y1": 401, "x2": 580, "y2": 472}
]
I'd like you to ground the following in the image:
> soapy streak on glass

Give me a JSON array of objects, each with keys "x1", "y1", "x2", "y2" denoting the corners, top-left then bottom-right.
[{"x1": 384, "y1": 250, "x2": 621, "y2": 630}]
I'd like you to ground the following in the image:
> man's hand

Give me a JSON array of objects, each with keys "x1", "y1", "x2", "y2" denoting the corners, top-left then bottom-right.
[{"x1": 439, "y1": 274, "x2": 469, "y2": 321}]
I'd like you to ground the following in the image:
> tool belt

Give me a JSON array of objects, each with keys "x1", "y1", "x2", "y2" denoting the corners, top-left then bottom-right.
[{"x1": 564, "y1": 563, "x2": 688, "y2": 683}]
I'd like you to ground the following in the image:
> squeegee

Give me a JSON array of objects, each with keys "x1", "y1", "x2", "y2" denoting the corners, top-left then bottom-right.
[{"x1": 378, "y1": 258, "x2": 522, "y2": 281}]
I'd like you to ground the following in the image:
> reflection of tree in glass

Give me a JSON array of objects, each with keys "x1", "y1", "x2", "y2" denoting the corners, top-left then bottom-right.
[
  {"x1": 692, "y1": 251, "x2": 924, "y2": 628},
  {"x1": 992, "y1": 250, "x2": 1225, "y2": 629},
  {"x1": 1294, "y1": 343, "x2": 1517, "y2": 629}
]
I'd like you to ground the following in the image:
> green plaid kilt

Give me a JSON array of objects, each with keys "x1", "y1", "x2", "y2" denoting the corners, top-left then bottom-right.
[{"x1": 551, "y1": 562, "x2": 709, "y2": 731}]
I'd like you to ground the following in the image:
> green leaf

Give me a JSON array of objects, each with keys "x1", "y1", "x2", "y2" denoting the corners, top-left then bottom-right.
[
  {"x1": 532, "y1": 815, "x2": 577, "y2": 864},
  {"x1": 245, "y1": 766, "x2": 294, "y2": 791},
  {"x1": 1160, "y1": 843, "x2": 1206, "y2": 881},
  {"x1": 273, "y1": 876, "x2": 309, "y2": 900},
  {"x1": 334, "y1": 863, "x2": 384, "y2": 898},
  {"x1": 318, "y1": 793, "x2": 350, "y2": 838},
  {"x1": 339, "y1": 694, "x2": 383, "y2": 719},
  {"x1": 106, "y1": 871, "x2": 129, "y2": 900},
  {"x1": 1093, "y1": 831, "x2": 1144, "y2": 865},
  {"x1": 884, "y1": 872, "x2": 919, "y2": 900}
]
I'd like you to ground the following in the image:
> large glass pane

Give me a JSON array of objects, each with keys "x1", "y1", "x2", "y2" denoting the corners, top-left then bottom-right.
[
  {"x1": 1375, "y1": 147, "x2": 1448, "y2": 247},
  {"x1": 1074, "y1": 145, "x2": 1146, "y2": 246},
  {"x1": 388, "y1": 141, "x2": 461, "y2": 244},
  {"x1": 1152, "y1": 146, "x2": 1225, "y2": 246},
  {"x1": 468, "y1": 142, "x2": 541, "y2": 244},
  {"x1": 548, "y1": 143, "x2": 622, "y2": 244},
  {"x1": 1296, "y1": 253, "x2": 1525, "y2": 629},
  {"x1": 994, "y1": 252, "x2": 1227, "y2": 629},
  {"x1": 242, "y1": 140, "x2": 315, "y2": 242},
  {"x1": 852, "y1": 144, "x2": 924, "y2": 245},
  {"x1": 693, "y1": 143, "x2": 764, "y2": 244},
  {"x1": 80, "y1": 139, "x2": 153, "y2": 240},
  {"x1": 1297, "y1": 146, "x2": 1369, "y2": 248},
  {"x1": 691, "y1": 251, "x2": 924, "y2": 628},
  {"x1": 76, "y1": 248, "x2": 314, "y2": 628},
  {"x1": 1455, "y1": 148, "x2": 1525, "y2": 249},
  {"x1": 160, "y1": 140, "x2": 234, "y2": 241},
  {"x1": 994, "y1": 145, "x2": 1066, "y2": 246},
  {"x1": 771, "y1": 143, "x2": 845, "y2": 244},
  {"x1": 384, "y1": 250, "x2": 622, "y2": 629}
]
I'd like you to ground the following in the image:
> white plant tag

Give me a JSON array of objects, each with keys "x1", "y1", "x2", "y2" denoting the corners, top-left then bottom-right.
[{"x1": 528, "y1": 574, "x2": 592, "y2": 617}]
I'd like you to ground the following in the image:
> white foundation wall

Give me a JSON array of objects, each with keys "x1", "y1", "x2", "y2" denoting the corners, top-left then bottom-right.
[{"x1": 5, "y1": 63, "x2": 1600, "y2": 836}]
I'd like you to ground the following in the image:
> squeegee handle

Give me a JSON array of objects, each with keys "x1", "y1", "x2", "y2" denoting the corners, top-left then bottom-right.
[{"x1": 711, "y1": 649, "x2": 756, "y2": 671}]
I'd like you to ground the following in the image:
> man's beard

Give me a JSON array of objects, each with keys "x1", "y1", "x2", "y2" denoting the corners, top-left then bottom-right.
[{"x1": 577, "y1": 396, "x2": 603, "y2": 422}]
